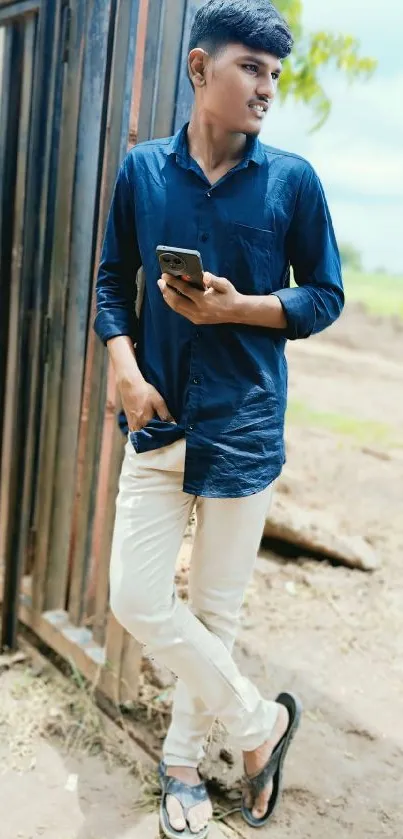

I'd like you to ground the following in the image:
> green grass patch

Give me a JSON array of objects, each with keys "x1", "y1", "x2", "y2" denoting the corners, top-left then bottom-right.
[
  {"x1": 290, "y1": 268, "x2": 403, "y2": 319},
  {"x1": 342, "y1": 270, "x2": 403, "y2": 319},
  {"x1": 287, "y1": 399, "x2": 403, "y2": 449}
]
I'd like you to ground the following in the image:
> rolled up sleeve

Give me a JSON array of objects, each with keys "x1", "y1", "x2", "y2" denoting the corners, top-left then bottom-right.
[
  {"x1": 273, "y1": 165, "x2": 344, "y2": 340},
  {"x1": 94, "y1": 158, "x2": 141, "y2": 345}
]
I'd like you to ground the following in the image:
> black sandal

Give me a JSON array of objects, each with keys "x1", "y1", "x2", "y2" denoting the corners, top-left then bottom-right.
[
  {"x1": 241, "y1": 692, "x2": 302, "y2": 828},
  {"x1": 158, "y1": 760, "x2": 211, "y2": 838}
]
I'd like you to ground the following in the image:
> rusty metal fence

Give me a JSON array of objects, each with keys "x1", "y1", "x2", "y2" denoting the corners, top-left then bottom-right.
[{"x1": 0, "y1": 0, "x2": 200, "y2": 704}]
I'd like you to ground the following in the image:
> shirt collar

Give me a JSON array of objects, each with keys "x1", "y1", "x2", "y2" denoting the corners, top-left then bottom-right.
[{"x1": 168, "y1": 123, "x2": 265, "y2": 169}]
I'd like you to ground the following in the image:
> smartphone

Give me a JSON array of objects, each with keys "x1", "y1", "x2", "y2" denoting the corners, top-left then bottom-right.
[{"x1": 156, "y1": 245, "x2": 204, "y2": 290}]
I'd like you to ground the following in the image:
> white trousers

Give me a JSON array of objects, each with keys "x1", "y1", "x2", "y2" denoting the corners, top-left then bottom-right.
[{"x1": 109, "y1": 437, "x2": 278, "y2": 768}]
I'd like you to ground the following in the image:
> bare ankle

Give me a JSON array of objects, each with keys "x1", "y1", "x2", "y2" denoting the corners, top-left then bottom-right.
[
  {"x1": 166, "y1": 765, "x2": 200, "y2": 784},
  {"x1": 243, "y1": 703, "x2": 290, "y2": 762}
]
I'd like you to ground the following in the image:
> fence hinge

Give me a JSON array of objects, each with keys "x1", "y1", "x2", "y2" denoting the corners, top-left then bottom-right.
[
  {"x1": 62, "y1": 4, "x2": 72, "y2": 64},
  {"x1": 43, "y1": 315, "x2": 51, "y2": 364}
]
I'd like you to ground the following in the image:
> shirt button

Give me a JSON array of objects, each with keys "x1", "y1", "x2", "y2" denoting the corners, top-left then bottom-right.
[
  {"x1": 206, "y1": 191, "x2": 211, "y2": 198},
  {"x1": 201, "y1": 233, "x2": 209, "y2": 242},
  {"x1": 189, "y1": 425, "x2": 194, "y2": 431},
  {"x1": 193, "y1": 378, "x2": 199, "y2": 385}
]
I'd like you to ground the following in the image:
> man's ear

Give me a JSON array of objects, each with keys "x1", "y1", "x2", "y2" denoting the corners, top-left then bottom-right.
[{"x1": 188, "y1": 48, "x2": 208, "y2": 87}]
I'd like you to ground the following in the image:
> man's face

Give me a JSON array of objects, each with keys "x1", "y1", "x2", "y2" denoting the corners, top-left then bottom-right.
[{"x1": 193, "y1": 43, "x2": 283, "y2": 136}]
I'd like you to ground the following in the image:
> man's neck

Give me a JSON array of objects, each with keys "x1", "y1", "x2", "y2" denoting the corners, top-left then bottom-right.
[{"x1": 187, "y1": 112, "x2": 248, "y2": 174}]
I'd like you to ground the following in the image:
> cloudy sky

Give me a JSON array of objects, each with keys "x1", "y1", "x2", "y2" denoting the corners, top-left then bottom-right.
[{"x1": 260, "y1": 0, "x2": 403, "y2": 273}]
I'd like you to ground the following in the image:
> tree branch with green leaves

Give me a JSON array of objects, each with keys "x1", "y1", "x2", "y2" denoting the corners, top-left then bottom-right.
[{"x1": 277, "y1": 0, "x2": 377, "y2": 129}]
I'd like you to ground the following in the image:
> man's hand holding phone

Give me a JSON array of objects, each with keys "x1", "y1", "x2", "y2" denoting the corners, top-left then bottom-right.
[
  {"x1": 156, "y1": 245, "x2": 241, "y2": 325},
  {"x1": 158, "y1": 271, "x2": 241, "y2": 325}
]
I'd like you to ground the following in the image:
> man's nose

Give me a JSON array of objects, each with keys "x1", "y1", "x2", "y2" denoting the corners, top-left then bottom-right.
[{"x1": 256, "y1": 77, "x2": 276, "y2": 101}]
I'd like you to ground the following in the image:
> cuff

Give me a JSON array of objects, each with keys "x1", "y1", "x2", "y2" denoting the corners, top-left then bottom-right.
[
  {"x1": 93, "y1": 308, "x2": 138, "y2": 346},
  {"x1": 272, "y1": 287, "x2": 316, "y2": 340}
]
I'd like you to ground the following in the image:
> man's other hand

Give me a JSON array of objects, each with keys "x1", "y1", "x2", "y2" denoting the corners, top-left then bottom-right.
[{"x1": 118, "y1": 376, "x2": 175, "y2": 432}]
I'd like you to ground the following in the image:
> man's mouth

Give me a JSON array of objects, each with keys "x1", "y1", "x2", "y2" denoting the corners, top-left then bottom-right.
[{"x1": 249, "y1": 103, "x2": 268, "y2": 118}]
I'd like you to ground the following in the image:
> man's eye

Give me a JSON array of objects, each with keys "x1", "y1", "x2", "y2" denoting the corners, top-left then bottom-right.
[
  {"x1": 243, "y1": 64, "x2": 258, "y2": 73},
  {"x1": 271, "y1": 72, "x2": 280, "y2": 81}
]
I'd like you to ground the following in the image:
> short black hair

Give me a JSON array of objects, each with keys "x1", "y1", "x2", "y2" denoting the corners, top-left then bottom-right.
[{"x1": 189, "y1": 0, "x2": 293, "y2": 61}]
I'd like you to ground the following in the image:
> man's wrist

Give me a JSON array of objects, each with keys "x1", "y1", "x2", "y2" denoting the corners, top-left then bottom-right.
[
  {"x1": 230, "y1": 291, "x2": 263, "y2": 324},
  {"x1": 107, "y1": 335, "x2": 144, "y2": 387},
  {"x1": 116, "y1": 368, "x2": 144, "y2": 389},
  {"x1": 230, "y1": 292, "x2": 287, "y2": 329},
  {"x1": 230, "y1": 291, "x2": 248, "y2": 324}
]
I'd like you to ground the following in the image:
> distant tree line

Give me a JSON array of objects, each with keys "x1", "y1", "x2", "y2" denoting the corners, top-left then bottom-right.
[{"x1": 339, "y1": 242, "x2": 363, "y2": 272}]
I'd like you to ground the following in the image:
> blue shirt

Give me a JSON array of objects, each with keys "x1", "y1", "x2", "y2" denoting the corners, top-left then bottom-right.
[{"x1": 94, "y1": 123, "x2": 344, "y2": 498}]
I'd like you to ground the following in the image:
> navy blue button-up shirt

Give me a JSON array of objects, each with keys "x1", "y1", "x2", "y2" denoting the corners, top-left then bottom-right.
[{"x1": 94, "y1": 123, "x2": 344, "y2": 497}]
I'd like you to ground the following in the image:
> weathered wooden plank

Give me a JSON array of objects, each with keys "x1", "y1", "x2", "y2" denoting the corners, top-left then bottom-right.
[
  {"x1": 31, "y1": 0, "x2": 88, "y2": 616},
  {"x1": 173, "y1": 0, "x2": 204, "y2": 132},
  {"x1": 0, "y1": 26, "x2": 15, "y2": 564},
  {"x1": 128, "y1": 0, "x2": 149, "y2": 145},
  {"x1": 0, "y1": 1, "x2": 39, "y2": 22},
  {"x1": 68, "y1": 0, "x2": 141, "y2": 627},
  {"x1": 120, "y1": 630, "x2": 143, "y2": 703},
  {"x1": 0, "y1": 23, "x2": 11, "y2": 459},
  {"x1": 8, "y1": 13, "x2": 37, "y2": 577},
  {"x1": 13, "y1": 2, "x2": 61, "y2": 583},
  {"x1": 48, "y1": 0, "x2": 117, "y2": 622},
  {"x1": 0, "y1": 19, "x2": 36, "y2": 649},
  {"x1": 264, "y1": 501, "x2": 379, "y2": 571},
  {"x1": 137, "y1": 0, "x2": 199, "y2": 141},
  {"x1": 136, "y1": 0, "x2": 165, "y2": 143},
  {"x1": 19, "y1": 599, "x2": 109, "y2": 689},
  {"x1": 87, "y1": 388, "x2": 124, "y2": 646},
  {"x1": 152, "y1": 0, "x2": 187, "y2": 139},
  {"x1": 99, "y1": 612, "x2": 126, "y2": 704},
  {"x1": 66, "y1": 346, "x2": 109, "y2": 624},
  {"x1": 88, "y1": 0, "x2": 147, "y2": 646},
  {"x1": 1, "y1": 575, "x2": 138, "y2": 704},
  {"x1": 0, "y1": 1, "x2": 61, "y2": 581}
]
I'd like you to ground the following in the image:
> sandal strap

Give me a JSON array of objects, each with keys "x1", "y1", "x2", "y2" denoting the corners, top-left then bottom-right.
[
  {"x1": 159, "y1": 761, "x2": 209, "y2": 819},
  {"x1": 244, "y1": 736, "x2": 284, "y2": 798}
]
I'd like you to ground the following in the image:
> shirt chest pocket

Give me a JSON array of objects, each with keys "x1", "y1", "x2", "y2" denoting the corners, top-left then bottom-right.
[{"x1": 225, "y1": 223, "x2": 275, "y2": 295}]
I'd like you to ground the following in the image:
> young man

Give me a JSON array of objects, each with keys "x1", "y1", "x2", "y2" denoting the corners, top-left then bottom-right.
[{"x1": 94, "y1": 1, "x2": 344, "y2": 836}]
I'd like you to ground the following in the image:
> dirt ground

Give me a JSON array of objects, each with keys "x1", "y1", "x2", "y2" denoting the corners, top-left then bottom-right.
[
  {"x1": 1, "y1": 302, "x2": 403, "y2": 838},
  {"x1": 228, "y1": 304, "x2": 403, "y2": 838}
]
